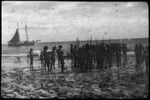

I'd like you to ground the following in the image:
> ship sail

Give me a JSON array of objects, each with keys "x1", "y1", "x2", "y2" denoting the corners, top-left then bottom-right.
[
  {"x1": 9, "y1": 29, "x2": 20, "y2": 43},
  {"x1": 8, "y1": 22, "x2": 37, "y2": 47}
]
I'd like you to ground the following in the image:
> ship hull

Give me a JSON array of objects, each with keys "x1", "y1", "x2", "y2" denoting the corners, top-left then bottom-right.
[
  {"x1": 8, "y1": 41, "x2": 35, "y2": 47},
  {"x1": 8, "y1": 43, "x2": 21, "y2": 47},
  {"x1": 8, "y1": 24, "x2": 37, "y2": 47}
]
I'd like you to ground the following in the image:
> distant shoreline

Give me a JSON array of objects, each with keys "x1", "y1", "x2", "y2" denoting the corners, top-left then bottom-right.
[{"x1": 2, "y1": 37, "x2": 149, "y2": 45}]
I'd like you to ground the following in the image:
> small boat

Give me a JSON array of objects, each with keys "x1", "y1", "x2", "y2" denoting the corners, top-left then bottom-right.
[
  {"x1": 26, "y1": 49, "x2": 52, "y2": 57},
  {"x1": 8, "y1": 22, "x2": 40, "y2": 47}
]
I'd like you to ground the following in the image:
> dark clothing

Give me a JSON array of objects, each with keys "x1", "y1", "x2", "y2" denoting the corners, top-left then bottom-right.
[
  {"x1": 122, "y1": 44, "x2": 127, "y2": 66},
  {"x1": 60, "y1": 50, "x2": 64, "y2": 73},
  {"x1": 57, "y1": 49, "x2": 65, "y2": 73},
  {"x1": 116, "y1": 44, "x2": 121, "y2": 67},
  {"x1": 40, "y1": 50, "x2": 50, "y2": 71},
  {"x1": 50, "y1": 51, "x2": 56, "y2": 66},
  {"x1": 70, "y1": 45, "x2": 74, "y2": 65},
  {"x1": 73, "y1": 46, "x2": 78, "y2": 70},
  {"x1": 67, "y1": 42, "x2": 130, "y2": 73},
  {"x1": 29, "y1": 51, "x2": 33, "y2": 67},
  {"x1": 134, "y1": 45, "x2": 142, "y2": 68},
  {"x1": 40, "y1": 50, "x2": 44, "y2": 67},
  {"x1": 143, "y1": 49, "x2": 149, "y2": 73}
]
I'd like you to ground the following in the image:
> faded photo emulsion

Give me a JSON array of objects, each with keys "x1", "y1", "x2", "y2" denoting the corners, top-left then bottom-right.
[{"x1": 2, "y1": 1, "x2": 149, "y2": 99}]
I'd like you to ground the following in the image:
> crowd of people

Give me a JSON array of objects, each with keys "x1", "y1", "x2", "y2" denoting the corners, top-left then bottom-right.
[
  {"x1": 70, "y1": 42, "x2": 128, "y2": 72},
  {"x1": 134, "y1": 44, "x2": 149, "y2": 74},
  {"x1": 28, "y1": 42, "x2": 148, "y2": 74},
  {"x1": 39, "y1": 45, "x2": 65, "y2": 73},
  {"x1": 27, "y1": 41, "x2": 148, "y2": 94},
  {"x1": 28, "y1": 45, "x2": 64, "y2": 72}
]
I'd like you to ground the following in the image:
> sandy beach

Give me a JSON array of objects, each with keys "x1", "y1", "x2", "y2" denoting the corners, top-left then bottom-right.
[{"x1": 1, "y1": 53, "x2": 148, "y2": 99}]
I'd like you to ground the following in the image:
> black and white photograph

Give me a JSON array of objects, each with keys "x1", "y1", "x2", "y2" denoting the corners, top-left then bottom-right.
[{"x1": 1, "y1": 1, "x2": 149, "y2": 99}]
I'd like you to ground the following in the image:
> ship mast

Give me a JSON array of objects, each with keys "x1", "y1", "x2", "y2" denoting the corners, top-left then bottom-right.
[
  {"x1": 25, "y1": 24, "x2": 29, "y2": 42},
  {"x1": 17, "y1": 22, "x2": 19, "y2": 30},
  {"x1": 17, "y1": 22, "x2": 20, "y2": 43}
]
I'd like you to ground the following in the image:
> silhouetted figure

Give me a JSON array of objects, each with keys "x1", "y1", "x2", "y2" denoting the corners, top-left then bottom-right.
[
  {"x1": 139, "y1": 44, "x2": 144, "y2": 66},
  {"x1": 116, "y1": 44, "x2": 121, "y2": 67},
  {"x1": 143, "y1": 46, "x2": 149, "y2": 93},
  {"x1": 84, "y1": 43, "x2": 89, "y2": 72},
  {"x1": 42, "y1": 46, "x2": 50, "y2": 71},
  {"x1": 40, "y1": 49, "x2": 44, "y2": 67},
  {"x1": 46, "y1": 51, "x2": 51, "y2": 71},
  {"x1": 57, "y1": 46, "x2": 61, "y2": 69},
  {"x1": 70, "y1": 44, "x2": 74, "y2": 71},
  {"x1": 122, "y1": 43, "x2": 127, "y2": 67},
  {"x1": 105, "y1": 44, "x2": 109, "y2": 68},
  {"x1": 81, "y1": 46, "x2": 86, "y2": 72},
  {"x1": 73, "y1": 45, "x2": 78, "y2": 71},
  {"x1": 29, "y1": 48, "x2": 34, "y2": 68},
  {"x1": 107, "y1": 44, "x2": 113, "y2": 68},
  {"x1": 96, "y1": 45, "x2": 103, "y2": 70},
  {"x1": 134, "y1": 44, "x2": 140, "y2": 73},
  {"x1": 57, "y1": 45, "x2": 65, "y2": 73},
  {"x1": 101, "y1": 43, "x2": 106, "y2": 70},
  {"x1": 50, "y1": 46, "x2": 57, "y2": 70},
  {"x1": 143, "y1": 47, "x2": 149, "y2": 71},
  {"x1": 78, "y1": 47, "x2": 84, "y2": 72}
]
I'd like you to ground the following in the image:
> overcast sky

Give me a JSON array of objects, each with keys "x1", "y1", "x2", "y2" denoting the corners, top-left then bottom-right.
[{"x1": 2, "y1": 1, "x2": 148, "y2": 44}]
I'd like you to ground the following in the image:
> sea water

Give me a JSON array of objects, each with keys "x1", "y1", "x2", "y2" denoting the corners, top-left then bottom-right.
[{"x1": 1, "y1": 42, "x2": 73, "y2": 72}]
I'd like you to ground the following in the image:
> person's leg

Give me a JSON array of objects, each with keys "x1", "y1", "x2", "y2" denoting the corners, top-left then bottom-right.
[
  {"x1": 41, "y1": 60, "x2": 43, "y2": 68},
  {"x1": 30, "y1": 58, "x2": 33, "y2": 67},
  {"x1": 53, "y1": 60, "x2": 55, "y2": 69},
  {"x1": 49, "y1": 62, "x2": 52, "y2": 71},
  {"x1": 61, "y1": 64, "x2": 64, "y2": 73},
  {"x1": 109, "y1": 57, "x2": 112, "y2": 68},
  {"x1": 47, "y1": 62, "x2": 50, "y2": 71},
  {"x1": 58, "y1": 60, "x2": 61, "y2": 69},
  {"x1": 117, "y1": 57, "x2": 119, "y2": 67},
  {"x1": 97, "y1": 60, "x2": 100, "y2": 70},
  {"x1": 119, "y1": 56, "x2": 121, "y2": 68},
  {"x1": 44, "y1": 60, "x2": 47, "y2": 70}
]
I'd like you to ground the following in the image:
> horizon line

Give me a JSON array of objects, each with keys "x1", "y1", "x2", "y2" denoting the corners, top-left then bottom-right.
[{"x1": 2, "y1": 37, "x2": 149, "y2": 45}]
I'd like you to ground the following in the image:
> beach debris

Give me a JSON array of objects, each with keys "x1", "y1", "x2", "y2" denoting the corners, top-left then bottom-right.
[{"x1": 1, "y1": 55, "x2": 148, "y2": 99}]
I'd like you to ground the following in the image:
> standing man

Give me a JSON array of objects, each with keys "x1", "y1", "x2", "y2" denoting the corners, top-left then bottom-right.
[
  {"x1": 29, "y1": 48, "x2": 34, "y2": 69},
  {"x1": 50, "y1": 46, "x2": 57, "y2": 70},
  {"x1": 40, "y1": 49, "x2": 44, "y2": 68},
  {"x1": 42, "y1": 46, "x2": 49, "y2": 71},
  {"x1": 122, "y1": 43, "x2": 127, "y2": 67},
  {"x1": 134, "y1": 44, "x2": 140, "y2": 73},
  {"x1": 139, "y1": 44, "x2": 144, "y2": 66},
  {"x1": 143, "y1": 46, "x2": 149, "y2": 94},
  {"x1": 116, "y1": 44, "x2": 121, "y2": 67},
  {"x1": 107, "y1": 44, "x2": 113, "y2": 68},
  {"x1": 59, "y1": 45, "x2": 65, "y2": 73},
  {"x1": 73, "y1": 45, "x2": 78, "y2": 72},
  {"x1": 70, "y1": 44, "x2": 74, "y2": 71},
  {"x1": 57, "y1": 45, "x2": 65, "y2": 73}
]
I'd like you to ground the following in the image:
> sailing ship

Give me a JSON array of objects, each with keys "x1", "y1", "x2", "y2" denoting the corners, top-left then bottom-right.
[{"x1": 8, "y1": 23, "x2": 39, "y2": 47}]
